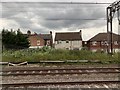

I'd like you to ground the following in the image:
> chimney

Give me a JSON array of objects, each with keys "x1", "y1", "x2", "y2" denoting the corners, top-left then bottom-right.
[
  {"x1": 79, "y1": 30, "x2": 82, "y2": 35},
  {"x1": 50, "y1": 31, "x2": 52, "y2": 35},
  {"x1": 27, "y1": 30, "x2": 31, "y2": 35},
  {"x1": 34, "y1": 32, "x2": 37, "y2": 34}
]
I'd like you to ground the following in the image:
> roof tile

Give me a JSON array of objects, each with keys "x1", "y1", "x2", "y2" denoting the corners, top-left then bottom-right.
[
  {"x1": 88, "y1": 33, "x2": 120, "y2": 41},
  {"x1": 55, "y1": 32, "x2": 82, "y2": 41}
]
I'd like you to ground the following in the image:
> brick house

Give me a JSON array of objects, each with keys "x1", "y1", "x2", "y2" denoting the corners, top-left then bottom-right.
[
  {"x1": 55, "y1": 30, "x2": 82, "y2": 50},
  {"x1": 41, "y1": 31, "x2": 53, "y2": 47},
  {"x1": 27, "y1": 31, "x2": 53, "y2": 48},
  {"x1": 84, "y1": 32, "x2": 120, "y2": 53}
]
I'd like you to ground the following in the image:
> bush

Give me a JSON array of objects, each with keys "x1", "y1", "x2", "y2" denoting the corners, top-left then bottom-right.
[{"x1": 2, "y1": 48, "x2": 120, "y2": 63}]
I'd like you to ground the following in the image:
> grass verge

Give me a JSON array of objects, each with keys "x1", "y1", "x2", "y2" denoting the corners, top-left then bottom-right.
[{"x1": 2, "y1": 48, "x2": 120, "y2": 64}]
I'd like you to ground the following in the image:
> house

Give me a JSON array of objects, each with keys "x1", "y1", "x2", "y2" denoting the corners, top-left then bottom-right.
[
  {"x1": 41, "y1": 31, "x2": 53, "y2": 47},
  {"x1": 86, "y1": 32, "x2": 120, "y2": 53},
  {"x1": 54, "y1": 30, "x2": 82, "y2": 50},
  {"x1": 27, "y1": 31, "x2": 53, "y2": 48}
]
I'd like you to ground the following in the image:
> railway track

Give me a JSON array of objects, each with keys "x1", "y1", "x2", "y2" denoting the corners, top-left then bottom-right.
[
  {"x1": 1, "y1": 80, "x2": 120, "y2": 87},
  {"x1": 1, "y1": 67, "x2": 120, "y2": 76},
  {"x1": 2, "y1": 67, "x2": 120, "y2": 89}
]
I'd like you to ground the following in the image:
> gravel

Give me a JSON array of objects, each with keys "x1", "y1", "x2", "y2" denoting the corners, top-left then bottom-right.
[
  {"x1": 1, "y1": 84, "x2": 119, "y2": 89},
  {"x1": 2, "y1": 64, "x2": 119, "y2": 69},
  {"x1": 2, "y1": 64, "x2": 119, "y2": 89},
  {"x1": 2, "y1": 74, "x2": 119, "y2": 84}
]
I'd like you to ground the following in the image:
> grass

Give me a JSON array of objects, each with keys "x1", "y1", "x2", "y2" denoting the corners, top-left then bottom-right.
[{"x1": 2, "y1": 47, "x2": 120, "y2": 64}]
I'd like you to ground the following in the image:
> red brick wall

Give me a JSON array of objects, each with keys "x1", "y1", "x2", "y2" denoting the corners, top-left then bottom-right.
[
  {"x1": 88, "y1": 41, "x2": 120, "y2": 51},
  {"x1": 28, "y1": 35, "x2": 44, "y2": 46}
]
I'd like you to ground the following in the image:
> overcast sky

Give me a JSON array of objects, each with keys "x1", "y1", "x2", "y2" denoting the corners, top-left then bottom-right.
[{"x1": 0, "y1": 0, "x2": 119, "y2": 41}]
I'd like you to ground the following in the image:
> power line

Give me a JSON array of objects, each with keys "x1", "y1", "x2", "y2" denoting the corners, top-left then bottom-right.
[
  {"x1": 46, "y1": 18, "x2": 107, "y2": 20},
  {"x1": 1, "y1": 2, "x2": 112, "y2": 4},
  {"x1": 1, "y1": 5, "x2": 107, "y2": 9},
  {"x1": 3, "y1": 17, "x2": 118, "y2": 21},
  {"x1": 46, "y1": 18, "x2": 119, "y2": 21},
  {"x1": 2, "y1": 16, "x2": 118, "y2": 21},
  {"x1": 1, "y1": 7, "x2": 107, "y2": 11}
]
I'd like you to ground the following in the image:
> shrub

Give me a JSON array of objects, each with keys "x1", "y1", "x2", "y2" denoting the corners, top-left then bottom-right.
[{"x1": 2, "y1": 48, "x2": 120, "y2": 64}]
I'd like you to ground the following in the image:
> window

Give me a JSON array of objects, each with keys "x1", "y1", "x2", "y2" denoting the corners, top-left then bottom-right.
[
  {"x1": 104, "y1": 41, "x2": 108, "y2": 46},
  {"x1": 28, "y1": 40, "x2": 31, "y2": 45},
  {"x1": 84, "y1": 42, "x2": 87, "y2": 44},
  {"x1": 37, "y1": 40, "x2": 40, "y2": 45},
  {"x1": 66, "y1": 40, "x2": 69, "y2": 43},
  {"x1": 57, "y1": 41, "x2": 59, "y2": 44},
  {"x1": 101, "y1": 41, "x2": 108, "y2": 46},
  {"x1": 101, "y1": 41, "x2": 104, "y2": 45},
  {"x1": 92, "y1": 41, "x2": 97, "y2": 46},
  {"x1": 57, "y1": 40, "x2": 62, "y2": 44},
  {"x1": 114, "y1": 41, "x2": 118, "y2": 45},
  {"x1": 66, "y1": 48, "x2": 69, "y2": 50},
  {"x1": 47, "y1": 41, "x2": 50, "y2": 45},
  {"x1": 28, "y1": 40, "x2": 31, "y2": 44}
]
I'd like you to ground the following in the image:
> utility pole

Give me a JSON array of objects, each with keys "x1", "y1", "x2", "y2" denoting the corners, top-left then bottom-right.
[{"x1": 107, "y1": 0, "x2": 120, "y2": 55}]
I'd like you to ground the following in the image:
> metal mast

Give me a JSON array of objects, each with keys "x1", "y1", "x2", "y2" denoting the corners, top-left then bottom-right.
[{"x1": 107, "y1": 0, "x2": 120, "y2": 55}]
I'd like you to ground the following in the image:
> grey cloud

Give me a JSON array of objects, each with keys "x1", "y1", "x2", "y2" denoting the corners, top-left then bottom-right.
[
  {"x1": 37, "y1": 4, "x2": 106, "y2": 29},
  {"x1": 2, "y1": 2, "x2": 108, "y2": 33},
  {"x1": 14, "y1": 17, "x2": 33, "y2": 28},
  {"x1": 30, "y1": 26, "x2": 49, "y2": 34}
]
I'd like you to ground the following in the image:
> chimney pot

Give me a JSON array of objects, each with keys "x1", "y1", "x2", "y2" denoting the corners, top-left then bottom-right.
[
  {"x1": 79, "y1": 30, "x2": 82, "y2": 35},
  {"x1": 27, "y1": 30, "x2": 31, "y2": 35},
  {"x1": 50, "y1": 31, "x2": 52, "y2": 34}
]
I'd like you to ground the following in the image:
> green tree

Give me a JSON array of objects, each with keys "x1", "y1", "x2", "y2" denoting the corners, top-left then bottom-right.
[
  {"x1": 15, "y1": 29, "x2": 30, "y2": 49},
  {"x1": 2, "y1": 29, "x2": 16, "y2": 48},
  {"x1": 2, "y1": 28, "x2": 30, "y2": 49}
]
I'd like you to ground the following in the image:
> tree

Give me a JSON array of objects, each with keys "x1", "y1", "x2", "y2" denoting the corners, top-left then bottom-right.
[
  {"x1": 2, "y1": 28, "x2": 30, "y2": 49},
  {"x1": 15, "y1": 29, "x2": 30, "y2": 49},
  {"x1": 2, "y1": 29, "x2": 16, "y2": 49}
]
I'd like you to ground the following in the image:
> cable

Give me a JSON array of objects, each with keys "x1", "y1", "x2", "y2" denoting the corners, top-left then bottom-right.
[
  {"x1": 47, "y1": 17, "x2": 118, "y2": 20},
  {"x1": 1, "y1": 2, "x2": 112, "y2": 4},
  {"x1": 46, "y1": 18, "x2": 119, "y2": 21}
]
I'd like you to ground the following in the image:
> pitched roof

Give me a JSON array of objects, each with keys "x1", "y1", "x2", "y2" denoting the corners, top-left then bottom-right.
[
  {"x1": 88, "y1": 33, "x2": 120, "y2": 41},
  {"x1": 41, "y1": 34, "x2": 52, "y2": 40},
  {"x1": 28, "y1": 34, "x2": 52, "y2": 40},
  {"x1": 55, "y1": 32, "x2": 82, "y2": 41}
]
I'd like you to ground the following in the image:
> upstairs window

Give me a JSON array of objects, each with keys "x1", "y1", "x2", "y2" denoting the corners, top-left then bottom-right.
[
  {"x1": 28, "y1": 40, "x2": 31, "y2": 43},
  {"x1": 57, "y1": 40, "x2": 62, "y2": 44},
  {"x1": 66, "y1": 40, "x2": 69, "y2": 43},
  {"x1": 37, "y1": 40, "x2": 40, "y2": 45},
  {"x1": 104, "y1": 41, "x2": 108, "y2": 46},
  {"x1": 28, "y1": 40, "x2": 31, "y2": 45},
  {"x1": 92, "y1": 41, "x2": 97, "y2": 46},
  {"x1": 101, "y1": 41, "x2": 108, "y2": 46},
  {"x1": 114, "y1": 41, "x2": 118, "y2": 45},
  {"x1": 57, "y1": 41, "x2": 59, "y2": 44},
  {"x1": 47, "y1": 41, "x2": 50, "y2": 45},
  {"x1": 84, "y1": 42, "x2": 87, "y2": 44},
  {"x1": 101, "y1": 41, "x2": 104, "y2": 45}
]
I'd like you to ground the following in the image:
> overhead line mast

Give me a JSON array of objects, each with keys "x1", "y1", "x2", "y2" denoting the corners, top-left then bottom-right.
[{"x1": 107, "y1": 0, "x2": 120, "y2": 55}]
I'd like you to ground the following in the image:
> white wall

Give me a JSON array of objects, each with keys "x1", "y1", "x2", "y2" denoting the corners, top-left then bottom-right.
[
  {"x1": 29, "y1": 46, "x2": 43, "y2": 48},
  {"x1": 55, "y1": 40, "x2": 82, "y2": 50},
  {"x1": 114, "y1": 49, "x2": 120, "y2": 53},
  {"x1": 91, "y1": 48, "x2": 120, "y2": 53}
]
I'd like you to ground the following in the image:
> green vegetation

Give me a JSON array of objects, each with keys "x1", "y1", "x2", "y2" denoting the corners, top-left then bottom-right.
[
  {"x1": 2, "y1": 29, "x2": 29, "y2": 49},
  {"x1": 2, "y1": 47, "x2": 120, "y2": 64}
]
